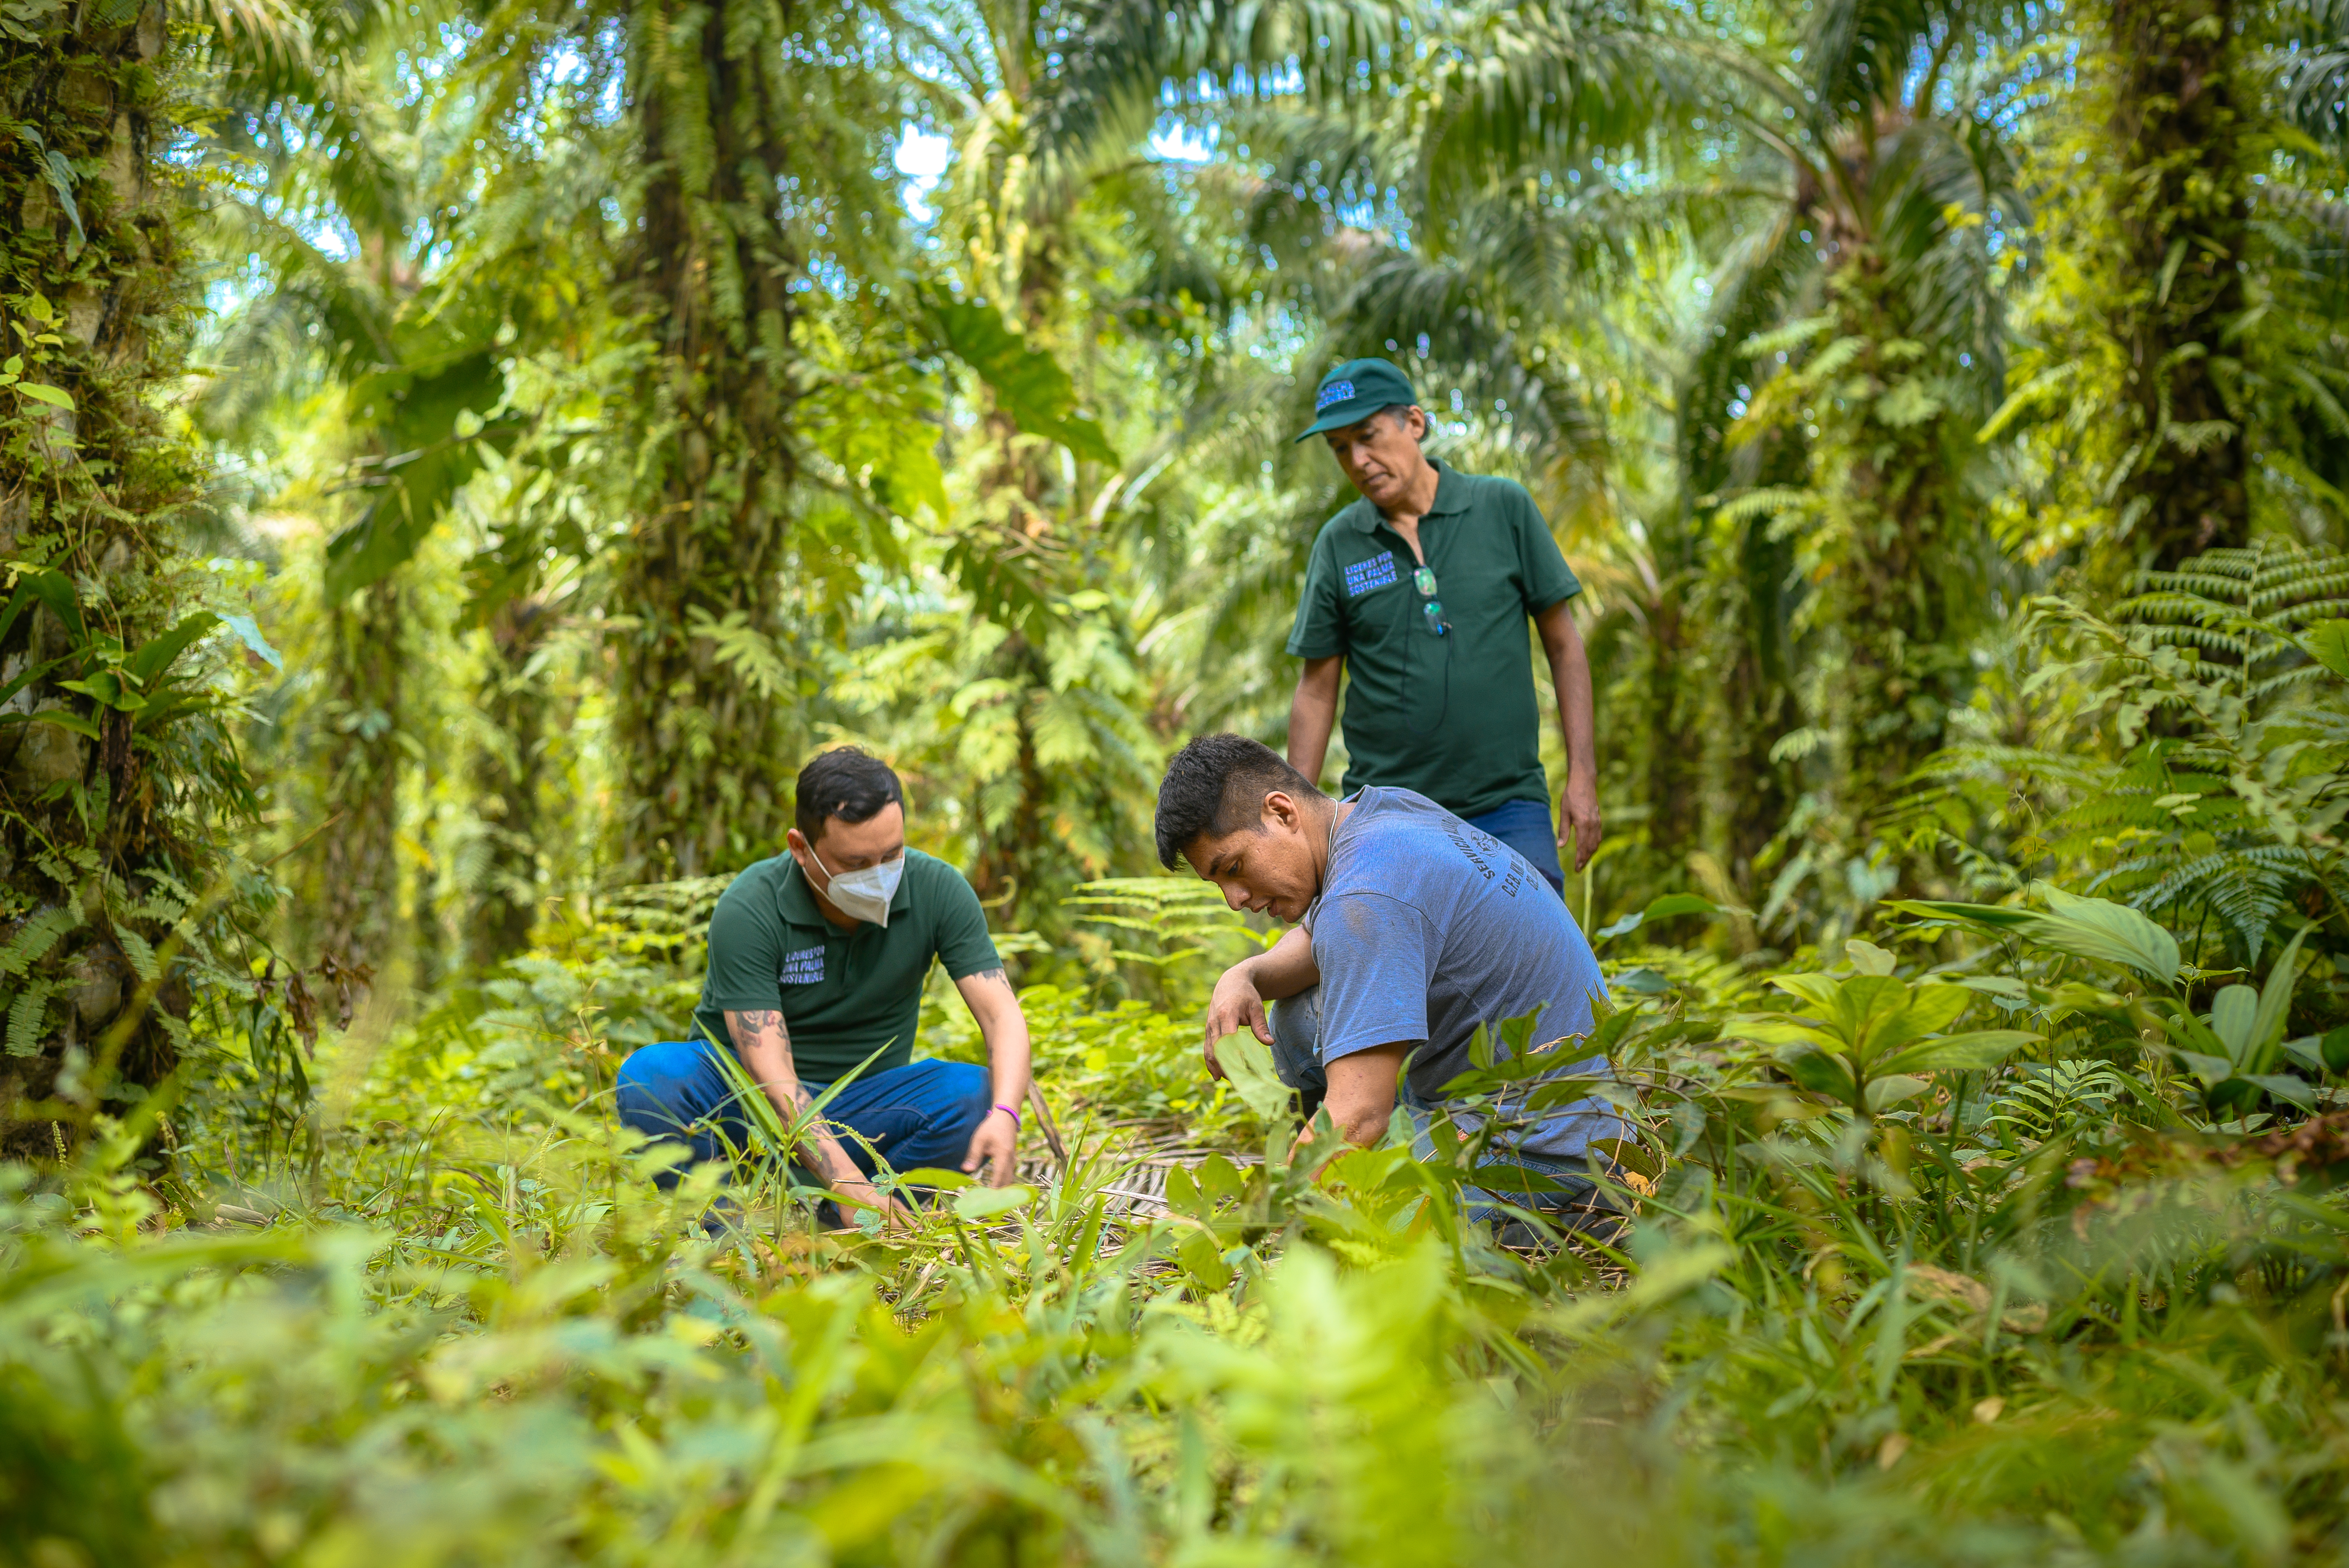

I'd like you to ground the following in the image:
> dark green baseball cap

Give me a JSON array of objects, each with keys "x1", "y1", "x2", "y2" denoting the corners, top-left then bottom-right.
[{"x1": 1295, "y1": 357, "x2": 1419, "y2": 442}]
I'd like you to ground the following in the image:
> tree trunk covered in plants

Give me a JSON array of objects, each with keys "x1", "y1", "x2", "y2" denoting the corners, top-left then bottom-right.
[
  {"x1": 312, "y1": 577, "x2": 406, "y2": 976},
  {"x1": 1644, "y1": 584, "x2": 1695, "y2": 865},
  {"x1": 1808, "y1": 253, "x2": 1974, "y2": 840},
  {"x1": 1709, "y1": 514, "x2": 1798, "y2": 897},
  {"x1": 466, "y1": 597, "x2": 549, "y2": 968},
  {"x1": 0, "y1": 0, "x2": 244, "y2": 1156},
  {"x1": 610, "y1": 0, "x2": 800, "y2": 880},
  {"x1": 2107, "y1": 0, "x2": 2251, "y2": 570}
]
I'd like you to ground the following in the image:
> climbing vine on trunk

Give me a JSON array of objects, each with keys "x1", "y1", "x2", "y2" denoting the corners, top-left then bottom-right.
[
  {"x1": 608, "y1": 0, "x2": 806, "y2": 880},
  {"x1": 0, "y1": 0, "x2": 257, "y2": 1156}
]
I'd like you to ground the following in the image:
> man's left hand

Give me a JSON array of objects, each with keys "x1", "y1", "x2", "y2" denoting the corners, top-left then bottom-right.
[
  {"x1": 961, "y1": 1105, "x2": 1019, "y2": 1188},
  {"x1": 1559, "y1": 777, "x2": 1602, "y2": 873}
]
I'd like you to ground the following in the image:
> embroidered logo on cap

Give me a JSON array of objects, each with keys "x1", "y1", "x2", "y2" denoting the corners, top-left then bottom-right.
[{"x1": 1315, "y1": 378, "x2": 1355, "y2": 412}]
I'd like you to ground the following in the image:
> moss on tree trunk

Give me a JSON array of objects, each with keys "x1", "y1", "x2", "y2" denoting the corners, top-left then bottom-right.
[
  {"x1": 0, "y1": 0, "x2": 246, "y2": 1156},
  {"x1": 609, "y1": 0, "x2": 800, "y2": 880}
]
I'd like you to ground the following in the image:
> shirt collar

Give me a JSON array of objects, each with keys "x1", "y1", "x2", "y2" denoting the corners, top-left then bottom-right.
[
  {"x1": 1344, "y1": 457, "x2": 1465, "y2": 533},
  {"x1": 775, "y1": 848, "x2": 916, "y2": 930}
]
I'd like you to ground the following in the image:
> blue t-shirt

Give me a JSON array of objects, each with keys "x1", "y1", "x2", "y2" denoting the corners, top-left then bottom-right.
[{"x1": 1303, "y1": 787, "x2": 1621, "y2": 1158}]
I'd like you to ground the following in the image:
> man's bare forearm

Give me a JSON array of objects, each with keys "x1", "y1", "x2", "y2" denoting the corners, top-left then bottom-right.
[
  {"x1": 1287, "y1": 657, "x2": 1342, "y2": 786},
  {"x1": 1538, "y1": 603, "x2": 1597, "y2": 787},
  {"x1": 1241, "y1": 927, "x2": 1321, "y2": 1002},
  {"x1": 956, "y1": 968, "x2": 1032, "y2": 1114},
  {"x1": 723, "y1": 1009, "x2": 869, "y2": 1192}
]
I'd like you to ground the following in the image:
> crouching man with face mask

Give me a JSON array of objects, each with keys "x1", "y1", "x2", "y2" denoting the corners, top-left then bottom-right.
[
  {"x1": 1158, "y1": 732, "x2": 1627, "y2": 1237},
  {"x1": 616, "y1": 748, "x2": 1032, "y2": 1221}
]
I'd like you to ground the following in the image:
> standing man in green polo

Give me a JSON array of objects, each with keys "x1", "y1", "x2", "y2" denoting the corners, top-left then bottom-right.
[
  {"x1": 616, "y1": 748, "x2": 1032, "y2": 1220},
  {"x1": 1285, "y1": 357, "x2": 1601, "y2": 893}
]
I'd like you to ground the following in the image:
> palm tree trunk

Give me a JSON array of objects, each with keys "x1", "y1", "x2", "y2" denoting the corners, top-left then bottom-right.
[
  {"x1": 467, "y1": 598, "x2": 551, "y2": 968},
  {"x1": 610, "y1": 0, "x2": 800, "y2": 880},
  {"x1": 314, "y1": 578, "x2": 407, "y2": 976},
  {"x1": 0, "y1": 0, "x2": 234, "y2": 1155},
  {"x1": 2107, "y1": 0, "x2": 2251, "y2": 570}
]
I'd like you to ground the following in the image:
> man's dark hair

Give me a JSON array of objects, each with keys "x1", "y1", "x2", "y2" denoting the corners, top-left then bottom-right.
[
  {"x1": 795, "y1": 747, "x2": 904, "y2": 844},
  {"x1": 1154, "y1": 733, "x2": 1322, "y2": 869}
]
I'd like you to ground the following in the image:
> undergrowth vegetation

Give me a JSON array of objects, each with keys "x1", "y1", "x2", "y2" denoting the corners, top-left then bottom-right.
[{"x1": 9, "y1": 582, "x2": 2349, "y2": 1564}]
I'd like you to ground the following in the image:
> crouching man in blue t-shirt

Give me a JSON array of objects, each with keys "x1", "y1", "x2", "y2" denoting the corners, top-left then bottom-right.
[{"x1": 1155, "y1": 732, "x2": 1628, "y2": 1237}]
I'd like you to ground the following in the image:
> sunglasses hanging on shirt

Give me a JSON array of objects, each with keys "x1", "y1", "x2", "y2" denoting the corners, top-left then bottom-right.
[{"x1": 1413, "y1": 564, "x2": 1449, "y2": 636}]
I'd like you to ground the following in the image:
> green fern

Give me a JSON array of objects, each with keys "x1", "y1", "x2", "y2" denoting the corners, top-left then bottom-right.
[
  {"x1": 1985, "y1": 1059, "x2": 2132, "y2": 1143},
  {"x1": 1914, "y1": 544, "x2": 2349, "y2": 966}
]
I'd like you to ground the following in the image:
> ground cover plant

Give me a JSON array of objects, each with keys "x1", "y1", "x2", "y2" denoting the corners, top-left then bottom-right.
[{"x1": 12, "y1": 645, "x2": 2349, "y2": 1562}]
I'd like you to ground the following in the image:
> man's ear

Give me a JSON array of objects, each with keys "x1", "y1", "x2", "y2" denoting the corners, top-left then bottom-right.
[{"x1": 1261, "y1": 789, "x2": 1301, "y2": 832}]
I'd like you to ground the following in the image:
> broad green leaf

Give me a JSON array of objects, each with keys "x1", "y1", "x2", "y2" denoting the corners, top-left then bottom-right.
[
  {"x1": 2324, "y1": 1027, "x2": 2349, "y2": 1076},
  {"x1": 1767, "y1": 971, "x2": 1844, "y2": 1015},
  {"x1": 1213, "y1": 1029, "x2": 1292, "y2": 1126},
  {"x1": 1727, "y1": 1015, "x2": 1837, "y2": 1052},
  {"x1": 1886, "y1": 897, "x2": 2041, "y2": 932},
  {"x1": 1877, "y1": 1030, "x2": 2039, "y2": 1076},
  {"x1": 121, "y1": 611, "x2": 220, "y2": 687},
  {"x1": 2208, "y1": 984, "x2": 2257, "y2": 1060},
  {"x1": 889, "y1": 1167, "x2": 973, "y2": 1191},
  {"x1": 2303, "y1": 618, "x2": 2349, "y2": 679},
  {"x1": 1894, "y1": 890, "x2": 2181, "y2": 984},
  {"x1": 217, "y1": 613, "x2": 282, "y2": 670},
  {"x1": 1867, "y1": 983, "x2": 1972, "y2": 1061},
  {"x1": 2243, "y1": 1073, "x2": 2318, "y2": 1110},
  {"x1": 1163, "y1": 1162, "x2": 1205, "y2": 1218},
  {"x1": 2032, "y1": 885, "x2": 2182, "y2": 984},
  {"x1": 14, "y1": 380, "x2": 71, "y2": 410},
  {"x1": 1831, "y1": 975, "x2": 1914, "y2": 1059},
  {"x1": 1196, "y1": 1155, "x2": 1245, "y2": 1206},
  {"x1": 1865, "y1": 1074, "x2": 1933, "y2": 1111},
  {"x1": 1782, "y1": 1048, "x2": 1857, "y2": 1103},
  {"x1": 26, "y1": 707, "x2": 99, "y2": 739},
  {"x1": 58, "y1": 673, "x2": 136, "y2": 710},
  {"x1": 951, "y1": 1184, "x2": 1032, "y2": 1222},
  {"x1": 1845, "y1": 939, "x2": 1897, "y2": 976},
  {"x1": 1642, "y1": 893, "x2": 1718, "y2": 922},
  {"x1": 1173, "y1": 1226, "x2": 1232, "y2": 1290},
  {"x1": 40, "y1": 148, "x2": 82, "y2": 248},
  {"x1": 2247, "y1": 925, "x2": 2313, "y2": 1074}
]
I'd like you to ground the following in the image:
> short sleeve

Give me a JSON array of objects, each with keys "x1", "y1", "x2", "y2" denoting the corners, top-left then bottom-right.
[
  {"x1": 702, "y1": 878, "x2": 785, "y2": 1014},
  {"x1": 929, "y1": 862, "x2": 1002, "y2": 979},
  {"x1": 1308, "y1": 892, "x2": 1436, "y2": 1063},
  {"x1": 1285, "y1": 527, "x2": 1348, "y2": 659},
  {"x1": 1513, "y1": 487, "x2": 1581, "y2": 612}
]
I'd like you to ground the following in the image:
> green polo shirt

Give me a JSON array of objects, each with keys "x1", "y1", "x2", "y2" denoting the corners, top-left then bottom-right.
[
  {"x1": 691, "y1": 848, "x2": 1000, "y2": 1082},
  {"x1": 1287, "y1": 458, "x2": 1581, "y2": 819}
]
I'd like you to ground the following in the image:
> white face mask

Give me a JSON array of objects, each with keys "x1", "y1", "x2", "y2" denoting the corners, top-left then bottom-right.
[{"x1": 811, "y1": 846, "x2": 905, "y2": 927}]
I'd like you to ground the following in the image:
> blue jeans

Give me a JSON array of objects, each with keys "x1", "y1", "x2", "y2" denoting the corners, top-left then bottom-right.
[
  {"x1": 1460, "y1": 797, "x2": 1565, "y2": 895},
  {"x1": 1267, "y1": 987, "x2": 1621, "y2": 1235},
  {"x1": 615, "y1": 1039, "x2": 990, "y2": 1189}
]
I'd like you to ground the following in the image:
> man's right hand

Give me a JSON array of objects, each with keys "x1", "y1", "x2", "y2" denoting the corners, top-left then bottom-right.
[{"x1": 1202, "y1": 962, "x2": 1272, "y2": 1079}]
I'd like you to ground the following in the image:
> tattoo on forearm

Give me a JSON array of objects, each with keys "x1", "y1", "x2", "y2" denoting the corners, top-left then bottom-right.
[{"x1": 970, "y1": 967, "x2": 1008, "y2": 987}]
